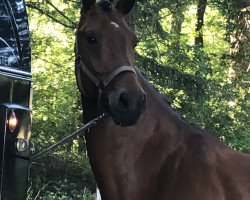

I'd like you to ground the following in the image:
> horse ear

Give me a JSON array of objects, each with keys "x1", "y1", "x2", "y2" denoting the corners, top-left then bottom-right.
[
  {"x1": 115, "y1": 0, "x2": 135, "y2": 15},
  {"x1": 82, "y1": 0, "x2": 96, "y2": 11}
]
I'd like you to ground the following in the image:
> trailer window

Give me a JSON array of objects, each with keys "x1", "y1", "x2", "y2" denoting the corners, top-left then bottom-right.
[{"x1": 0, "y1": 0, "x2": 31, "y2": 72}]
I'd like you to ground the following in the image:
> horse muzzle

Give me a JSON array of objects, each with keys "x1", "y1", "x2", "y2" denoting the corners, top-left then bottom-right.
[{"x1": 109, "y1": 89, "x2": 147, "y2": 127}]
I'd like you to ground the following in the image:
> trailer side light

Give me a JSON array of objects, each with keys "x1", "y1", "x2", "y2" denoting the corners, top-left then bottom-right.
[{"x1": 8, "y1": 110, "x2": 18, "y2": 132}]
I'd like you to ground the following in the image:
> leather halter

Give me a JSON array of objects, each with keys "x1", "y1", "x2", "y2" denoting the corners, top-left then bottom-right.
[{"x1": 75, "y1": 44, "x2": 137, "y2": 101}]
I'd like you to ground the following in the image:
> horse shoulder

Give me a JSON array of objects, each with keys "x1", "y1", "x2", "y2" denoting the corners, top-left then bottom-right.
[
  {"x1": 215, "y1": 147, "x2": 250, "y2": 200},
  {"x1": 158, "y1": 129, "x2": 250, "y2": 200},
  {"x1": 186, "y1": 130, "x2": 250, "y2": 200}
]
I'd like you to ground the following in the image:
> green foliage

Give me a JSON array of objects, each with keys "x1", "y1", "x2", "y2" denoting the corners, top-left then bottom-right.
[
  {"x1": 28, "y1": 153, "x2": 95, "y2": 200},
  {"x1": 134, "y1": 0, "x2": 249, "y2": 151},
  {"x1": 26, "y1": 0, "x2": 249, "y2": 198},
  {"x1": 28, "y1": 180, "x2": 95, "y2": 200}
]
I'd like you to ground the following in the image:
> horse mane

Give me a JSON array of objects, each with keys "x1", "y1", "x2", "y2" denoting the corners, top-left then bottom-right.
[
  {"x1": 137, "y1": 68, "x2": 198, "y2": 128},
  {"x1": 138, "y1": 69, "x2": 175, "y2": 108}
]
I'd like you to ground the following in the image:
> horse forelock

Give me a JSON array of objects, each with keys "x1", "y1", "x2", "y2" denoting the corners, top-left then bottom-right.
[{"x1": 96, "y1": 0, "x2": 113, "y2": 11}]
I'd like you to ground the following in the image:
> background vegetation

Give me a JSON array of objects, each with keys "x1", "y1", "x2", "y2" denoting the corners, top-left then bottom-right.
[{"x1": 26, "y1": 0, "x2": 249, "y2": 199}]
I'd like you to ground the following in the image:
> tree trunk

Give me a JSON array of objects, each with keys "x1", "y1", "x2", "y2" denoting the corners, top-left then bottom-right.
[
  {"x1": 230, "y1": 6, "x2": 250, "y2": 77},
  {"x1": 195, "y1": 0, "x2": 207, "y2": 47},
  {"x1": 169, "y1": 1, "x2": 185, "y2": 51}
]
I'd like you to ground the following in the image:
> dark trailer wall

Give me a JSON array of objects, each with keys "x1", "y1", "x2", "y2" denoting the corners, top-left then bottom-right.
[{"x1": 0, "y1": 0, "x2": 32, "y2": 199}]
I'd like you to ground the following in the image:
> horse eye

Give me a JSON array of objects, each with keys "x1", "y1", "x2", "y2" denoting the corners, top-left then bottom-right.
[{"x1": 87, "y1": 35, "x2": 97, "y2": 45}]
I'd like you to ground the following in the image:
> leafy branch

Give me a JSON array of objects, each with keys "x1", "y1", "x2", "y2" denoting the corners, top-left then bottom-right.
[{"x1": 26, "y1": 2, "x2": 76, "y2": 29}]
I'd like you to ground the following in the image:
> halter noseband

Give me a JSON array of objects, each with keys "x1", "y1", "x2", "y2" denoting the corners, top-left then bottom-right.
[{"x1": 75, "y1": 45, "x2": 136, "y2": 101}]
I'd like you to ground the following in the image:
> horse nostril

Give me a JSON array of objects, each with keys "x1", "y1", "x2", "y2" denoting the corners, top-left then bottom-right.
[
  {"x1": 116, "y1": 91, "x2": 146, "y2": 114},
  {"x1": 118, "y1": 91, "x2": 129, "y2": 111}
]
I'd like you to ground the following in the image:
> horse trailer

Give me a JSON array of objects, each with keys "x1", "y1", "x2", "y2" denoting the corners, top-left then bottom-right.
[{"x1": 0, "y1": 0, "x2": 32, "y2": 199}]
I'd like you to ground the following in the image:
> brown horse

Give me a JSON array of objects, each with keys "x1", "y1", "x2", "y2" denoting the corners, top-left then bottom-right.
[{"x1": 75, "y1": 0, "x2": 250, "y2": 199}]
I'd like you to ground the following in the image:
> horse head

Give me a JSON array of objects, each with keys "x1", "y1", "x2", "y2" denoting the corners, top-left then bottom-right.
[{"x1": 76, "y1": 0, "x2": 147, "y2": 126}]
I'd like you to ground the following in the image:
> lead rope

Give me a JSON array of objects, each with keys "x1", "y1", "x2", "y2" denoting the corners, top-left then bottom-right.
[{"x1": 29, "y1": 113, "x2": 109, "y2": 162}]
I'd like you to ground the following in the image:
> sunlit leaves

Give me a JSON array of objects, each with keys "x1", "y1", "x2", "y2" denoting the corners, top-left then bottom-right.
[{"x1": 135, "y1": 0, "x2": 249, "y2": 151}]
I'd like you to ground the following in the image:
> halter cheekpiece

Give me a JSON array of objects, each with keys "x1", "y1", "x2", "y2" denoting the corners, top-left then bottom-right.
[{"x1": 75, "y1": 43, "x2": 137, "y2": 101}]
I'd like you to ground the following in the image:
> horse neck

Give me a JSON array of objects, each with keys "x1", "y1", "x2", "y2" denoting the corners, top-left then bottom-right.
[
  {"x1": 83, "y1": 68, "x2": 190, "y2": 153},
  {"x1": 136, "y1": 69, "x2": 189, "y2": 140},
  {"x1": 83, "y1": 69, "x2": 191, "y2": 198}
]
